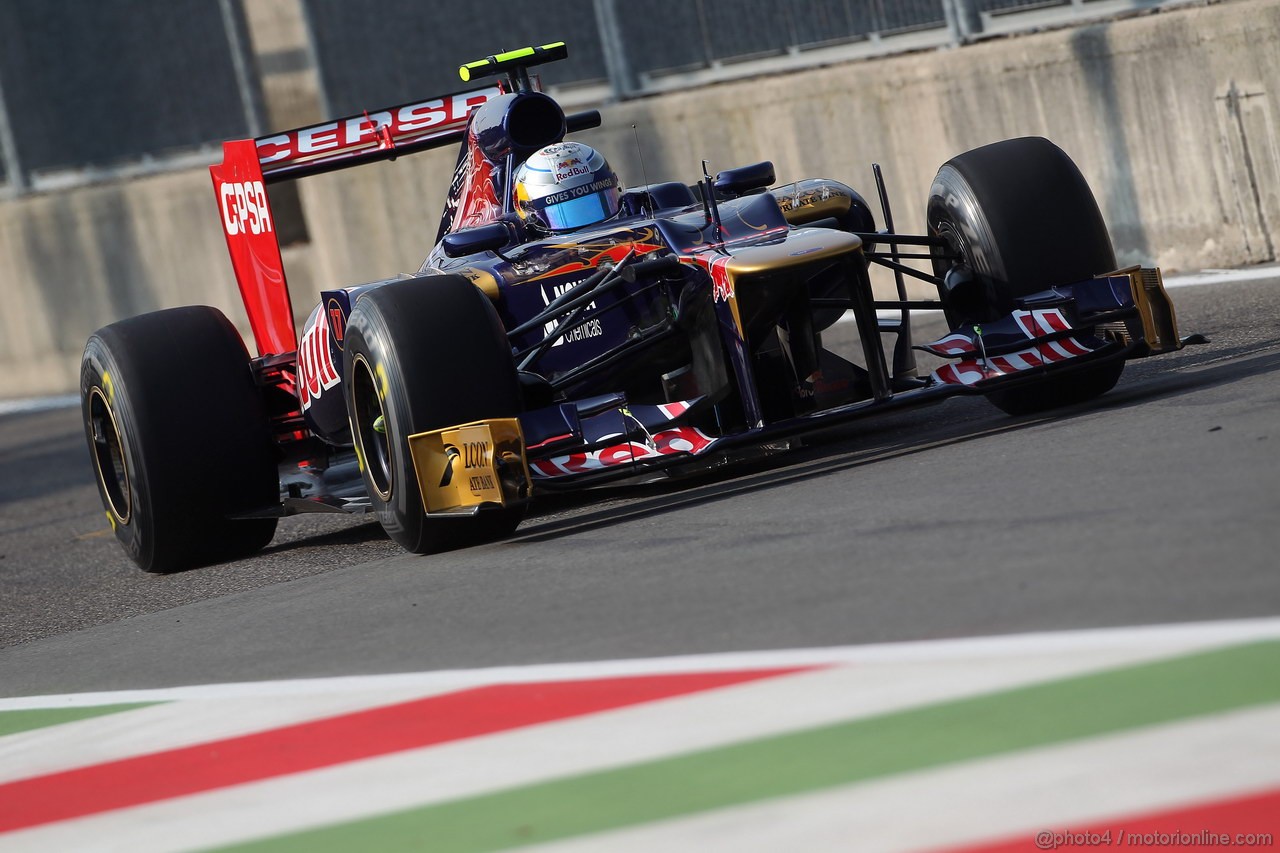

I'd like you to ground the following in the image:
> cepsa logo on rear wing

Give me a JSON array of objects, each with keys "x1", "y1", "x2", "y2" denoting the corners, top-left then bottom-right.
[
  {"x1": 209, "y1": 86, "x2": 499, "y2": 358},
  {"x1": 219, "y1": 180, "x2": 272, "y2": 236},
  {"x1": 255, "y1": 88, "x2": 498, "y2": 176}
]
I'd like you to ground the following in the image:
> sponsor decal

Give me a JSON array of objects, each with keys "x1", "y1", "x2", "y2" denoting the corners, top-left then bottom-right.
[
  {"x1": 297, "y1": 315, "x2": 341, "y2": 410},
  {"x1": 919, "y1": 332, "x2": 977, "y2": 357},
  {"x1": 530, "y1": 425, "x2": 715, "y2": 477},
  {"x1": 920, "y1": 309, "x2": 1075, "y2": 358},
  {"x1": 218, "y1": 180, "x2": 273, "y2": 237},
  {"x1": 326, "y1": 298, "x2": 346, "y2": 348},
  {"x1": 777, "y1": 183, "x2": 834, "y2": 214},
  {"x1": 541, "y1": 177, "x2": 615, "y2": 208},
  {"x1": 656, "y1": 401, "x2": 691, "y2": 420},
  {"x1": 554, "y1": 163, "x2": 591, "y2": 183},
  {"x1": 560, "y1": 319, "x2": 603, "y2": 343},
  {"x1": 1012, "y1": 308, "x2": 1071, "y2": 338},
  {"x1": 542, "y1": 282, "x2": 603, "y2": 346},
  {"x1": 448, "y1": 146, "x2": 501, "y2": 233},
  {"x1": 929, "y1": 336, "x2": 1099, "y2": 386},
  {"x1": 256, "y1": 90, "x2": 496, "y2": 166},
  {"x1": 462, "y1": 439, "x2": 496, "y2": 494},
  {"x1": 708, "y1": 256, "x2": 734, "y2": 302}
]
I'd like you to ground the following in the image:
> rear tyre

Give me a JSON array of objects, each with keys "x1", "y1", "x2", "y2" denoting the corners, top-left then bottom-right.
[
  {"x1": 80, "y1": 307, "x2": 279, "y2": 573},
  {"x1": 927, "y1": 137, "x2": 1124, "y2": 415},
  {"x1": 343, "y1": 275, "x2": 525, "y2": 553}
]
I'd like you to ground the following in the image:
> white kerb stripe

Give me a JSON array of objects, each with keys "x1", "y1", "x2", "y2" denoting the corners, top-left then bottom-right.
[{"x1": 4, "y1": 616, "x2": 1280, "y2": 711}]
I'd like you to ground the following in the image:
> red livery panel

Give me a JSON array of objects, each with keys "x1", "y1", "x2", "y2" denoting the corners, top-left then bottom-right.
[{"x1": 209, "y1": 140, "x2": 295, "y2": 357}]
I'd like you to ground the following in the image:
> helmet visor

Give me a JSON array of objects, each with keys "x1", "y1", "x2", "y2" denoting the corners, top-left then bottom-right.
[{"x1": 539, "y1": 188, "x2": 621, "y2": 231}]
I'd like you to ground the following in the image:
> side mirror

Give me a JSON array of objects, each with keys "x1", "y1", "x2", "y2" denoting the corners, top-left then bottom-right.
[
  {"x1": 441, "y1": 221, "x2": 514, "y2": 258},
  {"x1": 715, "y1": 161, "x2": 775, "y2": 198}
]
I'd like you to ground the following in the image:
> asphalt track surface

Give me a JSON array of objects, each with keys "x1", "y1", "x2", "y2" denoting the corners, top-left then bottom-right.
[{"x1": 1, "y1": 273, "x2": 1277, "y2": 697}]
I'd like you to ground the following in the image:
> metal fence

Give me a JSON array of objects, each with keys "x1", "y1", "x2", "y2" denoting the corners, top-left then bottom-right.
[
  {"x1": 603, "y1": 0, "x2": 949, "y2": 83},
  {"x1": 0, "y1": 0, "x2": 258, "y2": 194},
  {"x1": 0, "y1": 0, "x2": 1192, "y2": 197},
  {"x1": 300, "y1": 0, "x2": 955, "y2": 105},
  {"x1": 303, "y1": 0, "x2": 608, "y2": 117}
]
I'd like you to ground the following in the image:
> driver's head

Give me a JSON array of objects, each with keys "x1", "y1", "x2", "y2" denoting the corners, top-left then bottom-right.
[{"x1": 513, "y1": 142, "x2": 622, "y2": 232}]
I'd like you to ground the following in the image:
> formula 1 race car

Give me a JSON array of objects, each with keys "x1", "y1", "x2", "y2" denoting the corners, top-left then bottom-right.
[{"x1": 81, "y1": 43, "x2": 1199, "y2": 572}]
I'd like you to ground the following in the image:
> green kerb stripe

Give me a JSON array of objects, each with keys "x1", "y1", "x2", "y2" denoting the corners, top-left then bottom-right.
[
  {"x1": 218, "y1": 640, "x2": 1280, "y2": 853},
  {"x1": 0, "y1": 703, "x2": 158, "y2": 738}
]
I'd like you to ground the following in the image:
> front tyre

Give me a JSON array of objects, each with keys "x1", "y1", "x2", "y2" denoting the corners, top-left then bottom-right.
[
  {"x1": 927, "y1": 137, "x2": 1124, "y2": 415},
  {"x1": 80, "y1": 307, "x2": 279, "y2": 573},
  {"x1": 343, "y1": 275, "x2": 525, "y2": 553}
]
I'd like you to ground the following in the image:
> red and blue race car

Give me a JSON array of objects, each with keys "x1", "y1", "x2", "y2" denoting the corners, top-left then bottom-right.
[{"x1": 81, "y1": 43, "x2": 1198, "y2": 572}]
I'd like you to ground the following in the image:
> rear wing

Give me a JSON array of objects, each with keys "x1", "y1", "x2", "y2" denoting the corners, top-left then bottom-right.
[{"x1": 209, "y1": 85, "x2": 500, "y2": 356}]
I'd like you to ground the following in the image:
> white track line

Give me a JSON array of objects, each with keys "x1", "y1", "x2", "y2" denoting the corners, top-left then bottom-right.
[
  {"x1": 0, "y1": 394, "x2": 78, "y2": 416},
  {"x1": 1164, "y1": 263, "x2": 1280, "y2": 288},
  {"x1": 5, "y1": 616, "x2": 1280, "y2": 710}
]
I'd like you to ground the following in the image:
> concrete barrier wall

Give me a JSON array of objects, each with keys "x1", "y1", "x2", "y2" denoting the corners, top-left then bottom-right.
[
  {"x1": 0, "y1": 171, "x2": 245, "y2": 397},
  {"x1": 1, "y1": 0, "x2": 1276, "y2": 399}
]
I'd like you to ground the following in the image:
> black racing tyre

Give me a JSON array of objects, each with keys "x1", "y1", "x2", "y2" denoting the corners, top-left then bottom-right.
[
  {"x1": 343, "y1": 275, "x2": 525, "y2": 553},
  {"x1": 80, "y1": 307, "x2": 279, "y2": 573},
  {"x1": 927, "y1": 136, "x2": 1124, "y2": 415}
]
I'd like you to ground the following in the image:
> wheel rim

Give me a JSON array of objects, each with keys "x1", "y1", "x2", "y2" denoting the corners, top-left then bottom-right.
[
  {"x1": 351, "y1": 354, "x2": 393, "y2": 501},
  {"x1": 933, "y1": 219, "x2": 969, "y2": 269},
  {"x1": 88, "y1": 386, "x2": 132, "y2": 524}
]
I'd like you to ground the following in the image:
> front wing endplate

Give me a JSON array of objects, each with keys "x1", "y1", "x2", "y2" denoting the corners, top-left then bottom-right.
[
  {"x1": 407, "y1": 418, "x2": 531, "y2": 515},
  {"x1": 1115, "y1": 266, "x2": 1181, "y2": 354}
]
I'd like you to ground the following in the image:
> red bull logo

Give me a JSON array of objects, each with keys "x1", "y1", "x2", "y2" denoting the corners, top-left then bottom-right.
[{"x1": 553, "y1": 163, "x2": 591, "y2": 182}]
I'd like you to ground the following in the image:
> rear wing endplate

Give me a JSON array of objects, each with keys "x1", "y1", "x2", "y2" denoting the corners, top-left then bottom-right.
[{"x1": 209, "y1": 86, "x2": 500, "y2": 356}]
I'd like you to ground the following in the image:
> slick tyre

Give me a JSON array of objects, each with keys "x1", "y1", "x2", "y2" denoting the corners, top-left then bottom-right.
[
  {"x1": 343, "y1": 275, "x2": 525, "y2": 553},
  {"x1": 927, "y1": 136, "x2": 1124, "y2": 415},
  {"x1": 80, "y1": 307, "x2": 279, "y2": 573}
]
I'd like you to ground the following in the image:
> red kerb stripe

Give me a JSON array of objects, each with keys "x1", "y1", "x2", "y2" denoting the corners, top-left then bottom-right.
[
  {"x1": 0, "y1": 668, "x2": 805, "y2": 833},
  {"x1": 938, "y1": 785, "x2": 1280, "y2": 853}
]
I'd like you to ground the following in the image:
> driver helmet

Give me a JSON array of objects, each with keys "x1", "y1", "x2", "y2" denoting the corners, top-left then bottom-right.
[{"x1": 513, "y1": 142, "x2": 622, "y2": 232}]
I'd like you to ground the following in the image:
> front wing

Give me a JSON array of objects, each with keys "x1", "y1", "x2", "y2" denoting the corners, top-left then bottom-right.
[{"x1": 408, "y1": 267, "x2": 1196, "y2": 511}]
